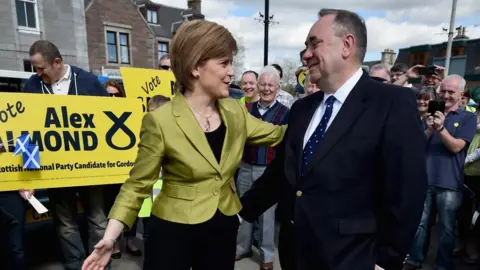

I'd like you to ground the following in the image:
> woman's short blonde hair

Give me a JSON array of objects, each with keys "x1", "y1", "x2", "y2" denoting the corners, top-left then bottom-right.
[{"x1": 170, "y1": 20, "x2": 237, "y2": 93}]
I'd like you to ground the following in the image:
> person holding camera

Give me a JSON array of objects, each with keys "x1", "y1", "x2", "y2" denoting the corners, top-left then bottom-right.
[{"x1": 404, "y1": 75, "x2": 477, "y2": 270}]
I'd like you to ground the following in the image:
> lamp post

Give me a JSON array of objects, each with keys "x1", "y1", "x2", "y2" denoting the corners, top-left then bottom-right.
[
  {"x1": 444, "y1": 0, "x2": 458, "y2": 76},
  {"x1": 255, "y1": 0, "x2": 278, "y2": 66}
]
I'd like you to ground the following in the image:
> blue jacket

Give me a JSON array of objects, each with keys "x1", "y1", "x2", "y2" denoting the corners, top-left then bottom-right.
[
  {"x1": 23, "y1": 65, "x2": 108, "y2": 97},
  {"x1": 228, "y1": 87, "x2": 244, "y2": 99}
]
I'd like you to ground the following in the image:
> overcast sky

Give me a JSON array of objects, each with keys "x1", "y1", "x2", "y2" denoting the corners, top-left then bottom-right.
[{"x1": 152, "y1": 0, "x2": 480, "y2": 71}]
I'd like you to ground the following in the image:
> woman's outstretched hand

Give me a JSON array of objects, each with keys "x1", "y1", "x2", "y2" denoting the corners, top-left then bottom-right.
[{"x1": 82, "y1": 239, "x2": 115, "y2": 270}]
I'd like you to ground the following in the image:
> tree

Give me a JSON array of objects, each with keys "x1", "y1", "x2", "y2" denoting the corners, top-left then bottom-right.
[
  {"x1": 232, "y1": 35, "x2": 246, "y2": 83},
  {"x1": 276, "y1": 58, "x2": 299, "y2": 94}
]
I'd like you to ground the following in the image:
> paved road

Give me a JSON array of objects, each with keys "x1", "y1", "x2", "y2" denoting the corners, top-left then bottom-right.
[
  {"x1": 27, "y1": 219, "x2": 281, "y2": 270},
  {"x1": 28, "y1": 220, "x2": 475, "y2": 270},
  {"x1": 31, "y1": 243, "x2": 282, "y2": 270}
]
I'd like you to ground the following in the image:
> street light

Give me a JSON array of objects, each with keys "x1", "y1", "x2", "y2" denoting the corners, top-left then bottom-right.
[
  {"x1": 254, "y1": 0, "x2": 278, "y2": 66},
  {"x1": 444, "y1": 0, "x2": 458, "y2": 76}
]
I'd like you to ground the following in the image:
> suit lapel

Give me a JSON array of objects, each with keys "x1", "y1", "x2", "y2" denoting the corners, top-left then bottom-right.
[
  {"x1": 172, "y1": 93, "x2": 221, "y2": 173},
  {"x1": 303, "y1": 74, "x2": 370, "y2": 176},
  {"x1": 289, "y1": 92, "x2": 324, "y2": 184}
]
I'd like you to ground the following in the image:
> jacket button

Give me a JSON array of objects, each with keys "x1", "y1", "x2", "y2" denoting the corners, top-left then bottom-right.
[
  {"x1": 215, "y1": 175, "x2": 221, "y2": 181},
  {"x1": 213, "y1": 189, "x2": 219, "y2": 195},
  {"x1": 296, "y1": 190, "x2": 303, "y2": 197}
]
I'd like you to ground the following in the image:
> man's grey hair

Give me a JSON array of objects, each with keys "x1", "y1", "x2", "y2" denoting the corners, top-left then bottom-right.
[
  {"x1": 442, "y1": 74, "x2": 466, "y2": 92},
  {"x1": 369, "y1": 63, "x2": 391, "y2": 76},
  {"x1": 159, "y1": 54, "x2": 170, "y2": 62},
  {"x1": 258, "y1": 65, "x2": 281, "y2": 85},
  {"x1": 318, "y1": 9, "x2": 367, "y2": 63}
]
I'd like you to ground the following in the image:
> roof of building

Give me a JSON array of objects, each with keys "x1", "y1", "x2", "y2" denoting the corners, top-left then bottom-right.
[
  {"x1": 136, "y1": 0, "x2": 204, "y2": 39},
  {"x1": 84, "y1": 0, "x2": 204, "y2": 39},
  {"x1": 395, "y1": 38, "x2": 480, "y2": 75},
  {"x1": 361, "y1": 60, "x2": 381, "y2": 68}
]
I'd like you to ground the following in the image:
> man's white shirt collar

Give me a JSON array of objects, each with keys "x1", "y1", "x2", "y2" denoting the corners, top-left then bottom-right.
[
  {"x1": 58, "y1": 64, "x2": 71, "y2": 82},
  {"x1": 303, "y1": 67, "x2": 363, "y2": 148},
  {"x1": 257, "y1": 99, "x2": 276, "y2": 110},
  {"x1": 324, "y1": 67, "x2": 363, "y2": 105}
]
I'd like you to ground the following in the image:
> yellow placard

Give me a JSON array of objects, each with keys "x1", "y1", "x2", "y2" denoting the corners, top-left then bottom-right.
[
  {"x1": 297, "y1": 70, "x2": 309, "y2": 88},
  {"x1": 120, "y1": 67, "x2": 176, "y2": 112},
  {"x1": 0, "y1": 93, "x2": 143, "y2": 191}
]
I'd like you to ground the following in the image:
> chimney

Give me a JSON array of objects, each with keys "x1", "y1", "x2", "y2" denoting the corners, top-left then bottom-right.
[
  {"x1": 381, "y1": 49, "x2": 397, "y2": 66},
  {"x1": 187, "y1": 0, "x2": 201, "y2": 12},
  {"x1": 454, "y1": 26, "x2": 469, "y2": 40}
]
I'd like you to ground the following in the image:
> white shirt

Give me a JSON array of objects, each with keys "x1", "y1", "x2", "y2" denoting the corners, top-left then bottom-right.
[
  {"x1": 276, "y1": 89, "x2": 294, "y2": 108},
  {"x1": 303, "y1": 68, "x2": 363, "y2": 148},
  {"x1": 257, "y1": 100, "x2": 277, "y2": 116},
  {"x1": 52, "y1": 64, "x2": 71, "y2": 95}
]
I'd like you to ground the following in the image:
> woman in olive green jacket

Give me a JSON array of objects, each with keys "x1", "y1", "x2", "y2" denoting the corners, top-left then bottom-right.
[{"x1": 82, "y1": 20, "x2": 285, "y2": 270}]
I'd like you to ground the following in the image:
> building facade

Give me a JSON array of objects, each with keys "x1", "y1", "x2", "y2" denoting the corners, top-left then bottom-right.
[
  {"x1": 0, "y1": 0, "x2": 89, "y2": 72},
  {"x1": 85, "y1": 0, "x2": 157, "y2": 77},
  {"x1": 395, "y1": 28, "x2": 480, "y2": 87},
  {"x1": 137, "y1": 0, "x2": 204, "y2": 65},
  {"x1": 85, "y1": 0, "x2": 204, "y2": 77}
]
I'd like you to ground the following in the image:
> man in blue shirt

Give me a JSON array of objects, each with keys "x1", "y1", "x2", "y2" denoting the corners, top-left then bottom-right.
[{"x1": 404, "y1": 75, "x2": 477, "y2": 270}]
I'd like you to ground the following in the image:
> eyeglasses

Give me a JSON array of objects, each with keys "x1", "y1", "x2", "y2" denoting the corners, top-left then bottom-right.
[
  {"x1": 258, "y1": 83, "x2": 278, "y2": 89},
  {"x1": 160, "y1": 65, "x2": 171, "y2": 70},
  {"x1": 110, "y1": 93, "x2": 121, "y2": 97}
]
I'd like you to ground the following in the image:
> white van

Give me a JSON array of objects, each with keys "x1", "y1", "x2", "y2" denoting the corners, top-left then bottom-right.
[{"x1": 0, "y1": 69, "x2": 35, "y2": 92}]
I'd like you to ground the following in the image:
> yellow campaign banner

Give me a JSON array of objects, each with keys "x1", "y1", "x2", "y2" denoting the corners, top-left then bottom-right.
[
  {"x1": 0, "y1": 93, "x2": 143, "y2": 191},
  {"x1": 297, "y1": 69, "x2": 309, "y2": 89},
  {"x1": 120, "y1": 67, "x2": 176, "y2": 112}
]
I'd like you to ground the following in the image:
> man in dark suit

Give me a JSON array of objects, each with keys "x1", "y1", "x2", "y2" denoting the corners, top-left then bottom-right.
[{"x1": 239, "y1": 9, "x2": 427, "y2": 270}]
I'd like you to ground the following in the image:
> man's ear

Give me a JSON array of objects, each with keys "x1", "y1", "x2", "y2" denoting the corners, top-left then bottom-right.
[
  {"x1": 53, "y1": 58, "x2": 62, "y2": 67},
  {"x1": 342, "y1": 34, "x2": 355, "y2": 59}
]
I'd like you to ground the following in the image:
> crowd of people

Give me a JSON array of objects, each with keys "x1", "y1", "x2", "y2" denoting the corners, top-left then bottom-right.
[
  {"x1": 0, "y1": 7, "x2": 479, "y2": 270},
  {"x1": 367, "y1": 61, "x2": 480, "y2": 270}
]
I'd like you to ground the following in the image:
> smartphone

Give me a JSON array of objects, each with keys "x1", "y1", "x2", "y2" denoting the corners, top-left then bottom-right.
[
  {"x1": 428, "y1": 100, "x2": 445, "y2": 115},
  {"x1": 417, "y1": 66, "x2": 436, "y2": 76}
]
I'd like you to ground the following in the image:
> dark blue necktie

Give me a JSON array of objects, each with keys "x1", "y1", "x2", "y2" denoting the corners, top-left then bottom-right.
[{"x1": 301, "y1": 96, "x2": 336, "y2": 177}]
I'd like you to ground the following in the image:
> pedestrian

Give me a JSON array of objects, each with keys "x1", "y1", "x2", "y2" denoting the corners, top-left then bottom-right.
[
  {"x1": 82, "y1": 19, "x2": 285, "y2": 270},
  {"x1": 22, "y1": 40, "x2": 109, "y2": 270},
  {"x1": 239, "y1": 9, "x2": 427, "y2": 270}
]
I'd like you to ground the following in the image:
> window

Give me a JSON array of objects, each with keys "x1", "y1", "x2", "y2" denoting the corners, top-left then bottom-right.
[
  {"x1": 119, "y1": 33, "x2": 130, "y2": 64},
  {"x1": 158, "y1": 42, "x2": 168, "y2": 58},
  {"x1": 23, "y1": 60, "x2": 34, "y2": 72},
  {"x1": 106, "y1": 31, "x2": 118, "y2": 63},
  {"x1": 106, "y1": 31, "x2": 131, "y2": 64},
  {"x1": 15, "y1": 0, "x2": 37, "y2": 30},
  {"x1": 441, "y1": 47, "x2": 464, "y2": 57},
  {"x1": 147, "y1": 9, "x2": 157, "y2": 24},
  {"x1": 409, "y1": 52, "x2": 428, "y2": 67}
]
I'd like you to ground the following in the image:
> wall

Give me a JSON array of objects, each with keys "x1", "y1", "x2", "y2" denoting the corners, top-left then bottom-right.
[
  {"x1": 0, "y1": 0, "x2": 89, "y2": 71},
  {"x1": 85, "y1": 0, "x2": 156, "y2": 75}
]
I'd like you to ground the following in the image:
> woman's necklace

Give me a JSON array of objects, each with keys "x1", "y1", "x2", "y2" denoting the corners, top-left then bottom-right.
[{"x1": 186, "y1": 98, "x2": 214, "y2": 132}]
